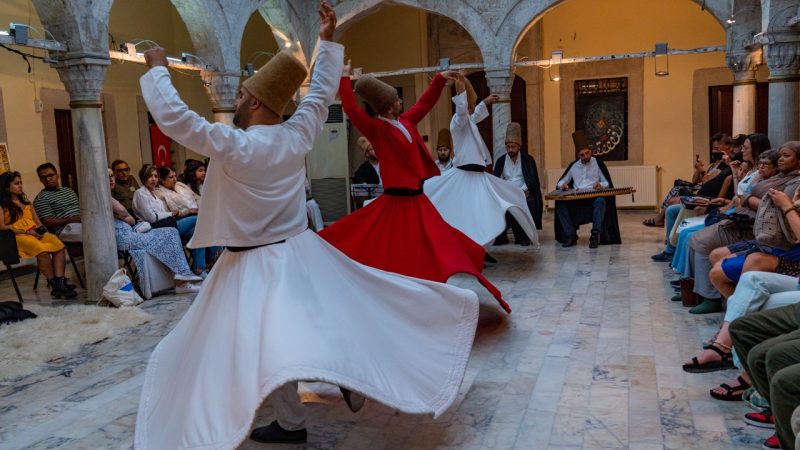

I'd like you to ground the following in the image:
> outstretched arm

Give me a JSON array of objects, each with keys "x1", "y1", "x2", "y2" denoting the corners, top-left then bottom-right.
[{"x1": 403, "y1": 70, "x2": 457, "y2": 125}]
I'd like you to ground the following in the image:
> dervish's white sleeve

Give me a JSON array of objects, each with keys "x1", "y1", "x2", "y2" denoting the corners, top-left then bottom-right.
[
  {"x1": 451, "y1": 91, "x2": 469, "y2": 130},
  {"x1": 471, "y1": 100, "x2": 490, "y2": 124},
  {"x1": 283, "y1": 41, "x2": 345, "y2": 155}
]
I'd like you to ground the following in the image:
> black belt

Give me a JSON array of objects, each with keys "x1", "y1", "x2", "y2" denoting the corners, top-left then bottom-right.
[
  {"x1": 457, "y1": 164, "x2": 486, "y2": 173},
  {"x1": 384, "y1": 187, "x2": 423, "y2": 196},
  {"x1": 227, "y1": 239, "x2": 287, "y2": 253}
]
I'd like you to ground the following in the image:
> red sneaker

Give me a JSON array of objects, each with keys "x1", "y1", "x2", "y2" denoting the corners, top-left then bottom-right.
[
  {"x1": 745, "y1": 409, "x2": 776, "y2": 429},
  {"x1": 761, "y1": 434, "x2": 780, "y2": 450}
]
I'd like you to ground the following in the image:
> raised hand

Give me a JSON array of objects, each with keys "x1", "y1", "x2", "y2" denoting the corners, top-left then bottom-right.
[
  {"x1": 440, "y1": 70, "x2": 459, "y2": 81},
  {"x1": 143, "y1": 47, "x2": 168, "y2": 69},
  {"x1": 318, "y1": 2, "x2": 337, "y2": 42},
  {"x1": 483, "y1": 94, "x2": 500, "y2": 106}
]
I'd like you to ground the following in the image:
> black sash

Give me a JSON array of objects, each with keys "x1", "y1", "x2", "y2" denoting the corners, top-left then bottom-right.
[
  {"x1": 457, "y1": 164, "x2": 486, "y2": 173},
  {"x1": 227, "y1": 239, "x2": 287, "y2": 253},
  {"x1": 384, "y1": 187, "x2": 423, "y2": 197}
]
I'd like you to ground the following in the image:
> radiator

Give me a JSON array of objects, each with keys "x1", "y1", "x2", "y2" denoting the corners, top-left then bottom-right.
[{"x1": 545, "y1": 165, "x2": 658, "y2": 208}]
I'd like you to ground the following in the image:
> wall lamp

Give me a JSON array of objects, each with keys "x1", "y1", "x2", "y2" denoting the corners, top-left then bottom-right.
[
  {"x1": 549, "y1": 50, "x2": 562, "y2": 81},
  {"x1": 654, "y1": 42, "x2": 669, "y2": 77}
]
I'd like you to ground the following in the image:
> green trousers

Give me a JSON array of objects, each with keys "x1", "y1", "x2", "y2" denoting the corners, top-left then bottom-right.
[{"x1": 730, "y1": 302, "x2": 800, "y2": 450}]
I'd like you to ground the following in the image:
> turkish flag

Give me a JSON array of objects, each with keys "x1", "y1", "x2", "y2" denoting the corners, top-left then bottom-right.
[{"x1": 149, "y1": 124, "x2": 172, "y2": 168}]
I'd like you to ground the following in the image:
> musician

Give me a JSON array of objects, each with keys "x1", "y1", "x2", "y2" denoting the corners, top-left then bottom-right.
[
  {"x1": 493, "y1": 122, "x2": 543, "y2": 246},
  {"x1": 554, "y1": 131, "x2": 622, "y2": 248},
  {"x1": 352, "y1": 136, "x2": 381, "y2": 184},
  {"x1": 435, "y1": 128, "x2": 454, "y2": 172}
]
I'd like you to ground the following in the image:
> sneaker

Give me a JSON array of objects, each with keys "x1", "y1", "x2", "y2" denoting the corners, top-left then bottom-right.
[
  {"x1": 175, "y1": 282, "x2": 202, "y2": 294},
  {"x1": 651, "y1": 251, "x2": 673, "y2": 262},
  {"x1": 250, "y1": 421, "x2": 307, "y2": 444},
  {"x1": 589, "y1": 232, "x2": 599, "y2": 249},
  {"x1": 669, "y1": 279, "x2": 681, "y2": 287},
  {"x1": 745, "y1": 409, "x2": 776, "y2": 429},
  {"x1": 762, "y1": 434, "x2": 780, "y2": 449},
  {"x1": 194, "y1": 271, "x2": 209, "y2": 280}
]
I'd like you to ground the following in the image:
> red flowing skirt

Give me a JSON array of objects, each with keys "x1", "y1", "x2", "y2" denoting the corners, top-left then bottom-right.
[{"x1": 319, "y1": 193, "x2": 510, "y2": 313}]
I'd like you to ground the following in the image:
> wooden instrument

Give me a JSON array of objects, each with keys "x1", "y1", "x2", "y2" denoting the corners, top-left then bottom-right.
[{"x1": 545, "y1": 186, "x2": 635, "y2": 201}]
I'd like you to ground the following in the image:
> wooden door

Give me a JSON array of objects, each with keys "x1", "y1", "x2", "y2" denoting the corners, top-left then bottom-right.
[{"x1": 54, "y1": 109, "x2": 78, "y2": 195}]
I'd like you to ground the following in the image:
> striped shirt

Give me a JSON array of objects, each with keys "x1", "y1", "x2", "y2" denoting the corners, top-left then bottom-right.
[{"x1": 33, "y1": 187, "x2": 80, "y2": 234}]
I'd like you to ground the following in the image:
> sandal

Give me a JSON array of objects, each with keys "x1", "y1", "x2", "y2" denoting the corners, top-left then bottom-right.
[
  {"x1": 710, "y1": 375, "x2": 750, "y2": 401},
  {"x1": 642, "y1": 218, "x2": 664, "y2": 227},
  {"x1": 682, "y1": 343, "x2": 735, "y2": 373}
]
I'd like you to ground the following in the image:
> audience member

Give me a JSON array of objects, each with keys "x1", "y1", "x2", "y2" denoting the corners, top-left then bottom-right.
[
  {"x1": 352, "y1": 136, "x2": 381, "y2": 184},
  {"x1": 108, "y1": 168, "x2": 201, "y2": 295},
  {"x1": 33, "y1": 163, "x2": 82, "y2": 243},
  {"x1": 182, "y1": 159, "x2": 206, "y2": 201},
  {"x1": 154, "y1": 166, "x2": 218, "y2": 276},
  {"x1": 111, "y1": 159, "x2": 140, "y2": 212},
  {"x1": 0, "y1": 171, "x2": 76, "y2": 299}
]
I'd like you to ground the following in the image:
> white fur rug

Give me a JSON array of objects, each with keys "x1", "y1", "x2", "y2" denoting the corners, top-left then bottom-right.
[{"x1": 0, "y1": 304, "x2": 152, "y2": 381}]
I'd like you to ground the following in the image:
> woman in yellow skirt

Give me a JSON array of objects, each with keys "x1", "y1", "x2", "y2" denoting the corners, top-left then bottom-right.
[{"x1": 0, "y1": 171, "x2": 77, "y2": 299}]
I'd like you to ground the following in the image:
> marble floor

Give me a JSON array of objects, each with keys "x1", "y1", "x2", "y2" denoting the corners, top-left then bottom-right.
[{"x1": 0, "y1": 212, "x2": 771, "y2": 449}]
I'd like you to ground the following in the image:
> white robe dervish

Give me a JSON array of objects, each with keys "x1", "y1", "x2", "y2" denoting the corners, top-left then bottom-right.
[
  {"x1": 424, "y1": 91, "x2": 539, "y2": 246},
  {"x1": 134, "y1": 41, "x2": 479, "y2": 450}
]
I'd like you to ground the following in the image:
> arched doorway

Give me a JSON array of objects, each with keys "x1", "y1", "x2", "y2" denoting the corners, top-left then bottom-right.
[{"x1": 466, "y1": 72, "x2": 528, "y2": 164}]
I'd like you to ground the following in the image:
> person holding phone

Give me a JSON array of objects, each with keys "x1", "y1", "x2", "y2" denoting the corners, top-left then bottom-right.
[{"x1": 0, "y1": 171, "x2": 76, "y2": 299}]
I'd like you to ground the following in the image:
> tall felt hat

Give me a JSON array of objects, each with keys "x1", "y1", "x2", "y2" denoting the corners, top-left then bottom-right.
[
  {"x1": 505, "y1": 122, "x2": 522, "y2": 146},
  {"x1": 357, "y1": 136, "x2": 371, "y2": 152},
  {"x1": 572, "y1": 130, "x2": 591, "y2": 151},
  {"x1": 456, "y1": 77, "x2": 478, "y2": 109},
  {"x1": 354, "y1": 75, "x2": 398, "y2": 114},
  {"x1": 436, "y1": 128, "x2": 452, "y2": 149},
  {"x1": 242, "y1": 51, "x2": 308, "y2": 117}
]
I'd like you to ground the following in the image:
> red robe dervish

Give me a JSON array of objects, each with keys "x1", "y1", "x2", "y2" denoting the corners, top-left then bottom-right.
[{"x1": 319, "y1": 74, "x2": 509, "y2": 313}]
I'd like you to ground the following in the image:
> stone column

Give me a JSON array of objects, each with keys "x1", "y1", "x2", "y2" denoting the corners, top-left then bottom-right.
[
  {"x1": 56, "y1": 59, "x2": 117, "y2": 301},
  {"x1": 486, "y1": 69, "x2": 514, "y2": 164},
  {"x1": 765, "y1": 40, "x2": 800, "y2": 146},
  {"x1": 202, "y1": 71, "x2": 240, "y2": 126},
  {"x1": 727, "y1": 48, "x2": 761, "y2": 135}
]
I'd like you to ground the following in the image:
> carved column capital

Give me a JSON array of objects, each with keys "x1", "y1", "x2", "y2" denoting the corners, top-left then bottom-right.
[
  {"x1": 764, "y1": 38, "x2": 800, "y2": 80},
  {"x1": 54, "y1": 58, "x2": 110, "y2": 106},
  {"x1": 484, "y1": 68, "x2": 514, "y2": 101},
  {"x1": 727, "y1": 48, "x2": 762, "y2": 83},
  {"x1": 201, "y1": 71, "x2": 241, "y2": 113}
]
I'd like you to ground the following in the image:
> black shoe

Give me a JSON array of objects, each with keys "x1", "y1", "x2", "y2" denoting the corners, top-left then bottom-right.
[
  {"x1": 669, "y1": 280, "x2": 681, "y2": 287},
  {"x1": 493, "y1": 236, "x2": 510, "y2": 246},
  {"x1": 589, "y1": 232, "x2": 599, "y2": 249},
  {"x1": 50, "y1": 277, "x2": 78, "y2": 299},
  {"x1": 250, "y1": 421, "x2": 307, "y2": 444},
  {"x1": 651, "y1": 251, "x2": 673, "y2": 262},
  {"x1": 517, "y1": 239, "x2": 531, "y2": 247},
  {"x1": 340, "y1": 387, "x2": 365, "y2": 413},
  {"x1": 484, "y1": 253, "x2": 498, "y2": 264},
  {"x1": 561, "y1": 237, "x2": 578, "y2": 248}
]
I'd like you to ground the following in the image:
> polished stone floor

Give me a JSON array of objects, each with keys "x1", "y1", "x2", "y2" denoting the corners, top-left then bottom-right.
[{"x1": 0, "y1": 212, "x2": 769, "y2": 449}]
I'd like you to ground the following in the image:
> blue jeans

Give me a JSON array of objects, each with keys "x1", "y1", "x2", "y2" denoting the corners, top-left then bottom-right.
[
  {"x1": 555, "y1": 197, "x2": 605, "y2": 238},
  {"x1": 176, "y1": 216, "x2": 197, "y2": 242},
  {"x1": 663, "y1": 204, "x2": 682, "y2": 254}
]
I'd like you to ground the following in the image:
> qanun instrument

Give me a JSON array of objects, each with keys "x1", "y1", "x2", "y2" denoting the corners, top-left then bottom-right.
[{"x1": 545, "y1": 187, "x2": 635, "y2": 201}]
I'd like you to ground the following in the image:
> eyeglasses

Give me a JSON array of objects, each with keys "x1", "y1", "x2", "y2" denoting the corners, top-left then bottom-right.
[
  {"x1": 115, "y1": 167, "x2": 131, "y2": 173},
  {"x1": 39, "y1": 173, "x2": 58, "y2": 179},
  {"x1": 758, "y1": 162, "x2": 774, "y2": 167}
]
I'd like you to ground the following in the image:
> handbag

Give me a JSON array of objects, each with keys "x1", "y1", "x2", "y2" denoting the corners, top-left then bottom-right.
[
  {"x1": 753, "y1": 195, "x2": 796, "y2": 249},
  {"x1": 99, "y1": 268, "x2": 143, "y2": 307},
  {"x1": 753, "y1": 178, "x2": 800, "y2": 249},
  {"x1": 150, "y1": 216, "x2": 178, "y2": 229}
]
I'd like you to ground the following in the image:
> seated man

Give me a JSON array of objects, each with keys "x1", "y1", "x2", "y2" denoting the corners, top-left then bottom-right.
[
  {"x1": 554, "y1": 131, "x2": 621, "y2": 248},
  {"x1": 730, "y1": 302, "x2": 800, "y2": 450},
  {"x1": 493, "y1": 122, "x2": 543, "y2": 245},
  {"x1": 32, "y1": 163, "x2": 81, "y2": 242},
  {"x1": 434, "y1": 128, "x2": 454, "y2": 172},
  {"x1": 111, "y1": 159, "x2": 140, "y2": 213},
  {"x1": 352, "y1": 136, "x2": 381, "y2": 184}
]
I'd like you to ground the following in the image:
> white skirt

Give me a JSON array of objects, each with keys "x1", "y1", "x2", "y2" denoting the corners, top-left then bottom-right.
[
  {"x1": 134, "y1": 229, "x2": 479, "y2": 450},
  {"x1": 425, "y1": 169, "x2": 539, "y2": 246}
]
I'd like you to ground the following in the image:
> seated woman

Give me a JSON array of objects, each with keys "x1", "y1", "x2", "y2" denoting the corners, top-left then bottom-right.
[
  {"x1": 153, "y1": 166, "x2": 218, "y2": 276},
  {"x1": 0, "y1": 171, "x2": 76, "y2": 299},
  {"x1": 182, "y1": 159, "x2": 205, "y2": 203},
  {"x1": 109, "y1": 168, "x2": 201, "y2": 294}
]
